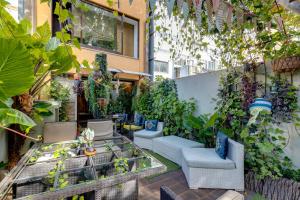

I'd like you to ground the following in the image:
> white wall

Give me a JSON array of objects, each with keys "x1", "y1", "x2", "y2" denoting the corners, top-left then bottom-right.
[
  {"x1": 176, "y1": 70, "x2": 223, "y2": 115},
  {"x1": 175, "y1": 68, "x2": 300, "y2": 168}
]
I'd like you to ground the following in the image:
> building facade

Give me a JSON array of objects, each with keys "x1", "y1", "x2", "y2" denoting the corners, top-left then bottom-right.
[{"x1": 8, "y1": 0, "x2": 148, "y2": 81}]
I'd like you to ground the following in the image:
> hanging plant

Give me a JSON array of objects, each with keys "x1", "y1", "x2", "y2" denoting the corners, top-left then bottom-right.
[{"x1": 84, "y1": 54, "x2": 112, "y2": 119}]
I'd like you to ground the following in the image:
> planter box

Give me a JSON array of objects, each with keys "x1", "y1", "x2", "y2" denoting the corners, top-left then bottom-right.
[{"x1": 245, "y1": 172, "x2": 300, "y2": 200}]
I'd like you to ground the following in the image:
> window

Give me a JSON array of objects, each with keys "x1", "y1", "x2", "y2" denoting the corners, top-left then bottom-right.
[
  {"x1": 6, "y1": 0, "x2": 35, "y2": 27},
  {"x1": 72, "y1": 1, "x2": 138, "y2": 58},
  {"x1": 207, "y1": 61, "x2": 216, "y2": 70},
  {"x1": 154, "y1": 60, "x2": 168, "y2": 73}
]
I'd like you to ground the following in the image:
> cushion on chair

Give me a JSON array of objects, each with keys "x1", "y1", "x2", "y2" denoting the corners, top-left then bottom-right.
[
  {"x1": 123, "y1": 124, "x2": 143, "y2": 131},
  {"x1": 134, "y1": 129, "x2": 162, "y2": 139},
  {"x1": 134, "y1": 113, "x2": 144, "y2": 126},
  {"x1": 153, "y1": 136, "x2": 204, "y2": 165},
  {"x1": 145, "y1": 120, "x2": 158, "y2": 131},
  {"x1": 182, "y1": 148, "x2": 235, "y2": 169},
  {"x1": 215, "y1": 132, "x2": 229, "y2": 159}
]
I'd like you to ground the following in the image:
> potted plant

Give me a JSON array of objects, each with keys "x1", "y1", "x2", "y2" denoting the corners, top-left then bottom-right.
[{"x1": 81, "y1": 128, "x2": 96, "y2": 156}]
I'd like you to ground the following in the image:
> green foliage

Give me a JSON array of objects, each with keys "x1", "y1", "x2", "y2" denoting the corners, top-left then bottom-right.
[
  {"x1": 269, "y1": 76, "x2": 299, "y2": 123},
  {"x1": 133, "y1": 78, "x2": 196, "y2": 136},
  {"x1": 183, "y1": 113, "x2": 217, "y2": 147},
  {"x1": 241, "y1": 110, "x2": 290, "y2": 179},
  {"x1": 108, "y1": 84, "x2": 134, "y2": 115},
  {"x1": 0, "y1": 38, "x2": 34, "y2": 102},
  {"x1": 47, "y1": 147, "x2": 71, "y2": 190},
  {"x1": 154, "y1": 0, "x2": 300, "y2": 71},
  {"x1": 252, "y1": 194, "x2": 267, "y2": 200},
  {"x1": 50, "y1": 80, "x2": 71, "y2": 121},
  {"x1": 114, "y1": 157, "x2": 129, "y2": 174},
  {"x1": 84, "y1": 54, "x2": 112, "y2": 119},
  {"x1": 0, "y1": 108, "x2": 36, "y2": 133},
  {"x1": 214, "y1": 68, "x2": 248, "y2": 139},
  {"x1": 0, "y1": 161, "x2": 7, "y2": 169}
]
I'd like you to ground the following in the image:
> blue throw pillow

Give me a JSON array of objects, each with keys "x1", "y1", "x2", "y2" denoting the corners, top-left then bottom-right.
[
  {"x1": 215, "y1": 132, "x2": 228, "y2": 159},
  {"x1": 134, "y1": 114, "x2": 144, "y2": 126},
  {"x1": 145, "y1": 120, "x2": 158, "y2": 131}
]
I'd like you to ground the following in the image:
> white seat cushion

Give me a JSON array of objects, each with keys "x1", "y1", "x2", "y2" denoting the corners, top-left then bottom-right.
[
  {"x1": 134, "y1": 129, "x2": 162, "y2": 139},
  {"x1": 182, "y1": 148, "x2": 236, "y2": 169},
  {"x1": 153, "y1": 136, "x2": 204, "y2": 165}
]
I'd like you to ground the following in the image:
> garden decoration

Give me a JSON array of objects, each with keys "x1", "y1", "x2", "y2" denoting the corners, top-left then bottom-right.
[
  {"x1": 81, "y1": 128, "x2": 96, "y2": 156},
  {"x1": 249, "y1": 98, "x2": 272, "y2": 113}
]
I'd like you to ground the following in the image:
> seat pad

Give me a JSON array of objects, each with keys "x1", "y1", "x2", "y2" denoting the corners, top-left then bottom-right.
[
  {"x1": 152, "y1": 136, "x2": 204, "y2": 165},
  {"x1": 133, "y1": 129, "x2": 162, "y2": 139},
  {"x1": 182, "y1": 148, "x2": 235, "y2": 169}
]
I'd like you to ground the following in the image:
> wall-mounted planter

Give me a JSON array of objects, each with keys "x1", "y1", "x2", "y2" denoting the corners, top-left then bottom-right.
[
  {"x1": 272, "y1": 56, "x2": 300, "y2": 73},
  {"x1": 245, "y1": 172, "x2": 300, "y2": 200}
]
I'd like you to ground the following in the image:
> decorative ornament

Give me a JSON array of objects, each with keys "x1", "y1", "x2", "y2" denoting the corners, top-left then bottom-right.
[
  {"x1": 206, "y1": 0, "x2": 214, "y2": 31},
  {"x1": 167, "y1": 0, "x2": 176, "y2": 17},
  {"x1": 227, "y1": 4, "x2": 233, "y2": 29},
  {"x1": 215, "y1": 1, "x2": 227, "y2": 32},
  {"x1": 149, "y1": 0, "x2": 156, "y2": 10},
  {"x1": 212, "y1": 0, "x2": 220, "y2": 13},
  {"x1": 182, "y1": 2, "x2": 189, "y2": 20},
  {"x1": 236, "y1": 8, "x2": 244, "y2": 28},
  {"x1": 275, "y1": 15, "x2": 284, "y2": 31},
  {"x1": 177, "y1": 0, "x2": 183, "y2": 10},
  {"x1": 193, "y1": 0, "x2": 203, "y2": 27}
]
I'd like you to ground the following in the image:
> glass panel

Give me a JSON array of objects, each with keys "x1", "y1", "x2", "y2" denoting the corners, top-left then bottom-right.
[
  {"x1": 154, "y1": 61, "x2": 168, "y2": 73},
  {"x1": 73, "y1": 2, "x2": 138, "y2": 57},
  {"x1": 73, "y1": 4, "x2": 119, "y2": 51}
]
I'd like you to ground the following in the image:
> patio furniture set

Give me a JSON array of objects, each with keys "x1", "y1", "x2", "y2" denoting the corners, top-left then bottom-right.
[
  {"x1": 133, "y1": 121, "x2": 245, "y2": 191},
  {"x1": 0, "y1": 121, "x2": 166, "y2": 200}
]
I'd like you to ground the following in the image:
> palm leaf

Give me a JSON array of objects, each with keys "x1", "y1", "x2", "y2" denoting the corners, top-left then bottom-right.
[{"x1": 0, "y1": 38, "x2": 34, "y2": 101}]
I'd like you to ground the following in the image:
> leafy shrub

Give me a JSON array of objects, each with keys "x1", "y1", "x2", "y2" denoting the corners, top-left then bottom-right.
[
  {"x1": 133, "y1": 78, "x2": 196, "y2": 137},
  {"x1": 50, "y1": 80, "x2": 70, "y2": 122}
]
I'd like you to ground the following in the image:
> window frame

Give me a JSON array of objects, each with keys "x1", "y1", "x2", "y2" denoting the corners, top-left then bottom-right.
[
  {"x1": 154, "y1": 60, "x2": 169, "y2": 73},
  {"x1": 52, "y1": 0, "x2": 139, "y2": 59}
]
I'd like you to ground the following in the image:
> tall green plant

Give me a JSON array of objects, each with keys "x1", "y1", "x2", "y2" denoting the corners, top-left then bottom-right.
[
  {"x1": 134, "y1": 78, "x2": 196, "y2": 136},
  {"x1": 84, "y1": 54, "x2": 112, "y2": 119},
  {"x1": 50, "y1": 80, "x2": 71, "y2": 122}
]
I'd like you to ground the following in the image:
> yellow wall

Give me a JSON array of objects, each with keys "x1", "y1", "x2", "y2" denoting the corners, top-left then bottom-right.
[{"x1": 36, "y1": 0, "x2": 147, "y2": 80}]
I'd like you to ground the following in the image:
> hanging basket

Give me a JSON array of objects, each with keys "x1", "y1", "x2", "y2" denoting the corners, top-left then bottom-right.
[{"x1": 272, "y1": 56, "x2": 300, "y2": 73}]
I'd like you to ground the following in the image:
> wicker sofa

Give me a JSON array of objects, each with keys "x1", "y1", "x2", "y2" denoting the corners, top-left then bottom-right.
[
  {"x1": 181, "y1": 139, "x2": 244, "y2": 191},
  {"x1": 133, "y1": 122, "x2": 164, "y2": 150},
  {"x1": 152, "y1": 136, "x2": 204, "y2": 165}
]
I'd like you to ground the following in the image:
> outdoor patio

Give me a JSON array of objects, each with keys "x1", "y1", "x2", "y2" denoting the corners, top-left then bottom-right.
[{"x1": 1, "y1": 0, "x2": 300, "y2": 200}]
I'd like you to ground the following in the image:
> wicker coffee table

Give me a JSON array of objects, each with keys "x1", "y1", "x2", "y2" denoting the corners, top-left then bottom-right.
[{"x1": 0, "y1": 135, "x2": 166, "y2": 200}]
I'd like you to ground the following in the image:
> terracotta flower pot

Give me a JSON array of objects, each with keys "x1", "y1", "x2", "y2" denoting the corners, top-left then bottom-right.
[
  {"x1": 84, "y1": 148, "x2": 96, "y2": 157},
  {"x1": 272, "y1": 56, "x2": 300, "y2": 73}
]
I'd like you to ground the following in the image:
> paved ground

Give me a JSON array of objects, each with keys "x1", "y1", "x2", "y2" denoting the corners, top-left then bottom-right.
[{"x1": 139, "y1": 170, "x2": 228, "y2": 200}]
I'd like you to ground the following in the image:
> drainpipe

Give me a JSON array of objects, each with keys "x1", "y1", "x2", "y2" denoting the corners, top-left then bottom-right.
[{"x1": 148, "y1": 7, "x2": 155, "y2": 81}]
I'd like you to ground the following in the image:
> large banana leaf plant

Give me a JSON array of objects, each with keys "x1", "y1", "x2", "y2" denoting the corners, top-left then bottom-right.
[{"x1": 0, "y1": 0, "x2": 87, "y2": 167}]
